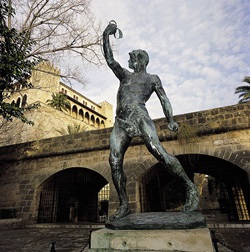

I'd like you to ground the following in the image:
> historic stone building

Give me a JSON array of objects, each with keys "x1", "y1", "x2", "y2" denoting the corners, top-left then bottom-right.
[
  {"x1": 0, "y1": 103, "x2": 249, "y2": 225},
  {"x1": 0, "y1": 61, "x2": 113, "y2": 146}
]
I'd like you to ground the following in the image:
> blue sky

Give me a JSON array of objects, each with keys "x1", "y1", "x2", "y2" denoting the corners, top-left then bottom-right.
[{"x1": 77, "y1": 0, "x2": 250, "y2": 119}]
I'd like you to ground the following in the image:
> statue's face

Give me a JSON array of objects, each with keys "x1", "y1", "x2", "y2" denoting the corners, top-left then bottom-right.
[
  {"x1": 128, "y1": 52, "x2": 136, "y2": 70},
  {"x1": 128, "y1": 50, "x2": 149, "y2": 71}
]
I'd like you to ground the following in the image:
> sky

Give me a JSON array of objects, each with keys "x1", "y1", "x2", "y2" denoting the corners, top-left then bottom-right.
[{"x1": 74, "y1": 0, "x2": 250, "y2": 119}]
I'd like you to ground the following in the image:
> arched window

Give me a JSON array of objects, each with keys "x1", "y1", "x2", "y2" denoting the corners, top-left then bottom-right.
[
  {"x1": 79, "y1": 109, "x2": 84, "y2": 121},
  {"x1": 85, "y1": 112, "x2": 89, "y2": 124},
  {"x1": 16, "y1": 97, "x2": 21, "y2": 107},
  {"x1": 100, "y1": 120, "x2": 105, "y2": 129},
  {"x1": 91, "y1": 115, "x2": 95, "y2": 126},
  {"x1": 21, "y1": 94, "x2": 27, "y2": 107},
  {"x1": 96, "y1": 118, "x2": 100, "y2": 129},
  {"x1": 72, "y1": 105, "x2": 77, "y2": 119}
]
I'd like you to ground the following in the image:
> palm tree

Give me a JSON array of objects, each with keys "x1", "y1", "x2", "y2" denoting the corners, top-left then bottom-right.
[
  {"x1": 56, "y1": 123, "x2": 88, "y2": 135},
  {"x1": 235, "y1": 77, "x2": 250, "y2": 104},
  {"x1": 46, "y1": 93, "x2": 71, "y2": 111}
]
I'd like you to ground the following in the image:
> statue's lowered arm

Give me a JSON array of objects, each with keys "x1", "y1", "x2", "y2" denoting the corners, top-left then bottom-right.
[{"x1": 154, "y1": 76, "x2": 179, "y2": 132}]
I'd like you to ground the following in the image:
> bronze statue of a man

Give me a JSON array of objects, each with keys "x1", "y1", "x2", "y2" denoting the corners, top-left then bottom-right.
[{"x1": 103, "y1": 22, "x2": 199, "y2": 221}]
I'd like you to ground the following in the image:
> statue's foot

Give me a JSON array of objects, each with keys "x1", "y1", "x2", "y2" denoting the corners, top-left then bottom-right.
[
  {"x1": 183, "y1": 182, "x2": 199, "y2": 211},
  {"x1": 109, "y1": 205, "x2": 131, "y2": 221}
]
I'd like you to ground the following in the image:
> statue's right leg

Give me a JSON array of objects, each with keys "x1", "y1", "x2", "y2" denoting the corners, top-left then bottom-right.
[{"x1": 109, "y1": 124, "x2": 131, "y2": 221}]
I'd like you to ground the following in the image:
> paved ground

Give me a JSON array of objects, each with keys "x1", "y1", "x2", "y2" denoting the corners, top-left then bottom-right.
[
  {"x1": 0, "y1": 227, "x2": 93, "y2": 252},
  {"x1": 210, "y1": 228, "x2": 250, "y2": 252},
  {"x1": 0, "y1": 225, "x2": 250, "y2": 252}
]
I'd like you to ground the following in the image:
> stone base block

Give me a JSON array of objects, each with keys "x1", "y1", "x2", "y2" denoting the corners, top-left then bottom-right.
[{"x1": 89, "y1": 227, "x2": 213, "y2": 252}]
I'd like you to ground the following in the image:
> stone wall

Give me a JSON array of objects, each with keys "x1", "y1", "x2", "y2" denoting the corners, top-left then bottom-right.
[{"x1": 0, "y1": 103, "x2": 249, "y2": 222}]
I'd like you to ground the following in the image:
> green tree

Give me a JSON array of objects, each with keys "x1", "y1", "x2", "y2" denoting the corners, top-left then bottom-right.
[
  {"x1": 0, "y1": 0, "x2": 39, "y2": 124},
  {"x1": 46, "y1": 93, "x2": 70, "y2": 112},
  {"x1": 235, "y1": 77, "x2": 250, "y2": 104},
  {"x1": 56, "y1": 123, "x2": 88, "y2": 135}
]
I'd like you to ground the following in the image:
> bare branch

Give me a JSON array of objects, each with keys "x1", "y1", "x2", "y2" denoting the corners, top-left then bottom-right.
[{"x1": 10, "y1": 0, "x2": 104, "y2": 85}]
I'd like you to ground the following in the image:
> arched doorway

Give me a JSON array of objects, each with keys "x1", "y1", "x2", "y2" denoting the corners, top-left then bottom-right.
[
  {"x1": 139, "y1": 154, "x2": 250, "y2": 221},
  {"x1": 37, "y1": 168, "x2": 109, "y2": 223}
]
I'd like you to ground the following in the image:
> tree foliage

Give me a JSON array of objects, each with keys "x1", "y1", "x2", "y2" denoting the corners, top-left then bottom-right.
[
  {"x1": 56, "y1": 123, "x2": 88, "y2": 135},
  {"x1": 46, "y1": 93, "x2": 70, "y2": 112},
  {"x1": 235, "y1": 77, "x2": 250, "y2": 104},
  {"x1": 0, "y1": 0, "x2": 39, "y2": 124},
  {"x1": 11, "y1": 0, "x2": 102, "y2": 85}
]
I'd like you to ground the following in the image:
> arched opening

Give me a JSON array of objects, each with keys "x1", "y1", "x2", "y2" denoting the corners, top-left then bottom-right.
[
  {"x1": 79, "y1": 109, "x2": 84, "y2": 121},
  {"x1": 100, "y1": 120, "x2": 105, "y2": 129},
  {"x1": 37, "y1": 168, "x2": 109, "y2": 223},
  {"x1": 72, "y1": 105, "x2": 77, "y2": 119},
  {"x1": 21, "y1": 94, "x2": 27, "y2": 107},
  {"x1": 16, "y1": 97, "x2": 21, "y2": 107},
  {"x1": 96, "y1": 118, "x2": 100, "y2": 129},
  {"x1": 91, "y1": 115, "x2": 95, "y2": 126},
  {"x1": 139, "y1": 154, "x2": 250, "y2": 221},
  {"x1": 85, "y1": 112, "x2": 89, "y2": 124},
  {"x1": 98, "y1": 183, "x2": 110, "y2": 222}
]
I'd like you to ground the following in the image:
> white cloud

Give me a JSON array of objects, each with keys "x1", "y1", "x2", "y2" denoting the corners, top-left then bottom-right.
[{"x1": 75, "y1": 0, "x2": 250, "y2": 119}]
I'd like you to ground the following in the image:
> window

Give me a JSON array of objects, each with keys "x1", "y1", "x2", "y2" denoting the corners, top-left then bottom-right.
[
  {"x1": 79, "y1": 109, "x2": 84, "y2": 121},
  {"x1": 16, "y1": 97, "x2": 21, "y2": 107},
  {"x1": 21, "y1": 94, "x2": 27, "y2": 107},
  {"x1": 98, "y1": 184, "x2": 109, "y2": 222},
  {"x1": 72, "y1": 105, "x2": 77, "y2": 118}
]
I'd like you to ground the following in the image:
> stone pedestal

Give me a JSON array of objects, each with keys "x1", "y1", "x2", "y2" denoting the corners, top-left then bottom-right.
[{"x1": 89, "y1": 212, "x2": 214, "y2": 252}]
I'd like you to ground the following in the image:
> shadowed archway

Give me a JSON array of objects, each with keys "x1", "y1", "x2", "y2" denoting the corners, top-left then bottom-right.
[
  {"x1": 139, "y1": 154, "x2": 250, "y2": 221},
  {"x1": 37, "y1": 168, "x2": 108, "y2": 223}
]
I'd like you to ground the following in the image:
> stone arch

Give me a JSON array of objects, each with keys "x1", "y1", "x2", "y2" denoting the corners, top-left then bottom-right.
[
  {"x1": 72, "y1": 105, "x2": 77, "y2": 119},
  {"x1": 96, "y1": 118, "x2": 100, "y2": 129},
  {"x1": 21, "y1": 94, "x2": 27, "y2": 107},
  {"x1": 135, "y1": 149, "x2": 250, "y2": 221},
  {"x1": 100, "y1": 120, "x2": 105, "y2": 129},
  {"x1": 37, "y1": 167, "x2": 110, "y2": 223},
  {"x1": 85, "y1": 112, "x2": 89, "y2": 124},
  {"x1": 16, "y1": 97, "x2": 21, "y2": 107},
  {"x1": 79, "y1": 109, "x2": 84, "y2": 121},
  {"x1": 91, "y1": 115, "x2": 95, "y2": 126},
  {"x1": 169, "y1": 144, "x2": 250, "y2": 176}
]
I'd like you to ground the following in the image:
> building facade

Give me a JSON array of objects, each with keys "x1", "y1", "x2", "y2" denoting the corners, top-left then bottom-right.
[{"x1": 0, "y1": 62, "x2": 113, "y2": 146}]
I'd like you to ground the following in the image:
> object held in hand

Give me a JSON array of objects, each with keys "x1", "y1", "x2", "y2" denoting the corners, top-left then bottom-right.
[{"x1": 109, "y1": 20, "x2": 123, "y2": 39}]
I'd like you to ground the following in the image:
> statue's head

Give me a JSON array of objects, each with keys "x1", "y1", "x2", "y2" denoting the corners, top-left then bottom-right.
[{"x1": 128, "y1": 50, "x2": 149, "y2": 71}]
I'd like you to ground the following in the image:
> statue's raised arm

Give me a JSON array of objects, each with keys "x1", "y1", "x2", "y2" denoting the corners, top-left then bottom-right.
[{"x1": 103, "y1": 21, "x2": 125, "y2": 80}]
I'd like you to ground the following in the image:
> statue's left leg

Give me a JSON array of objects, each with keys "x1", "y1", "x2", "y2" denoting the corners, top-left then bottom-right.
[{"x1": 140, "y1": 120, "x2": 199, "y2": 211}]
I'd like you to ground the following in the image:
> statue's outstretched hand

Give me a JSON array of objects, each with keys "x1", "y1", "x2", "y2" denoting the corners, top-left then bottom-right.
[
  {"x1": 168, "y1": 121, "x2": 179, "y2": 132},
  {"x1": 104, "y1": 22, "x2": 117, "y2": 36}
]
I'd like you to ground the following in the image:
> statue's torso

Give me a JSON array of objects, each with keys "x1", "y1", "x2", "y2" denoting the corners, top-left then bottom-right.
[{"x1": 116, "y1": 71, "x2": 155, "y2": 117}]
